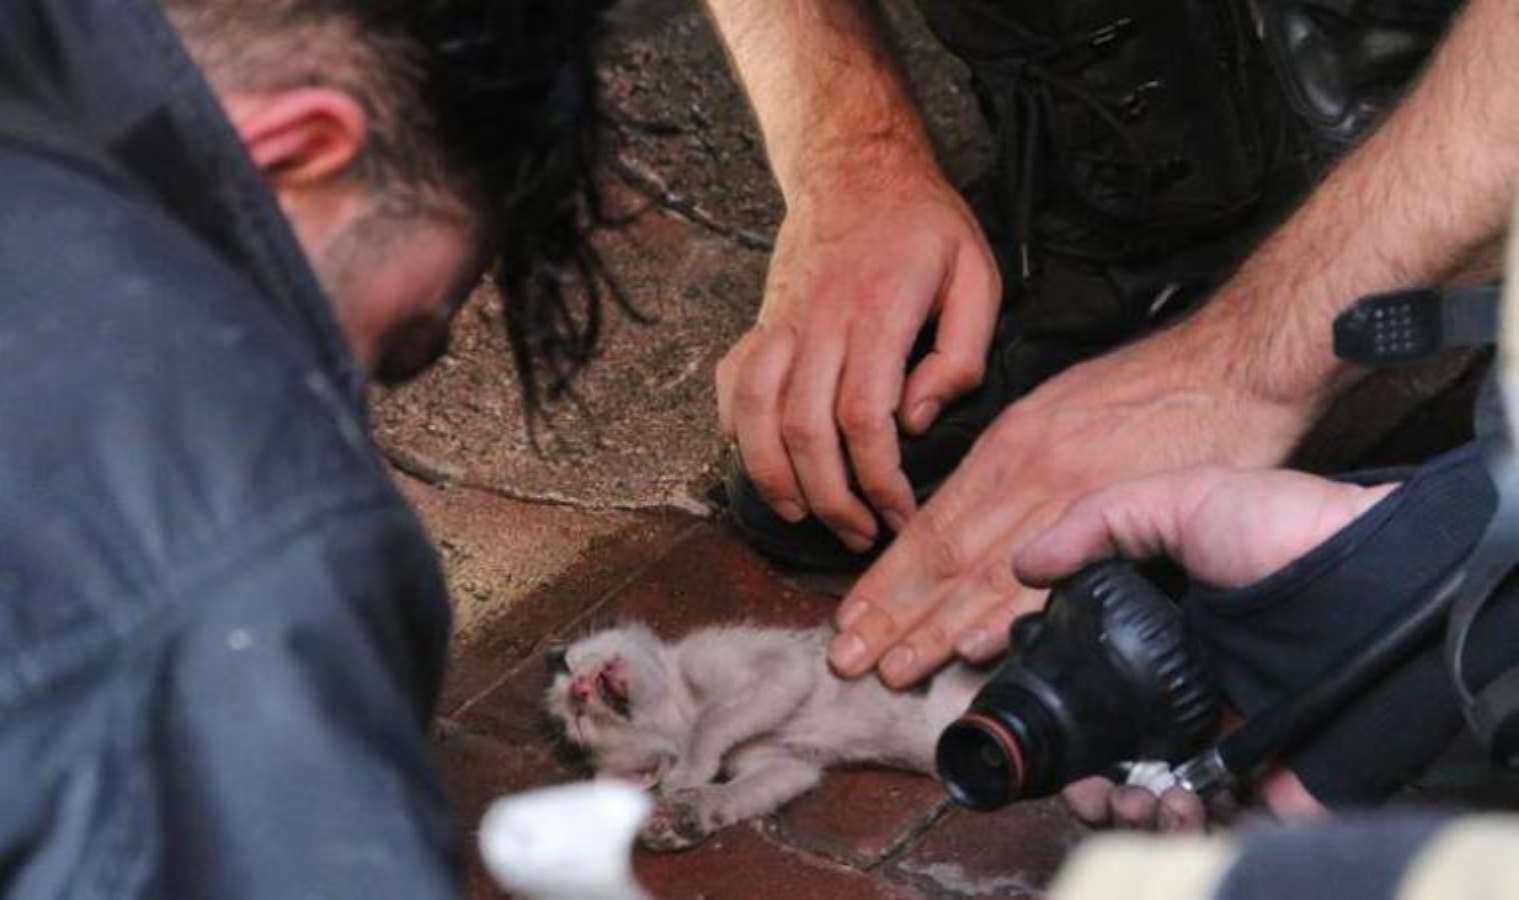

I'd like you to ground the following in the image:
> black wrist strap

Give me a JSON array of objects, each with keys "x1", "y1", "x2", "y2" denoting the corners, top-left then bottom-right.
[{"x1": 1333, "y1": 284, "x2": 1501, "y2": 367}]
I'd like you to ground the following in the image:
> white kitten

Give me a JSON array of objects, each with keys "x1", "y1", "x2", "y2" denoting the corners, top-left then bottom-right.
[{"x1": 544, "y1": 622, "x2": 985, "y2": 851}]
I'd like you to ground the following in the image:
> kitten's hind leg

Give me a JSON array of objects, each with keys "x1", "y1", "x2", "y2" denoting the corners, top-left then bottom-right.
[{"x1": 641, "y1": 750, "x2": 823, "y2": 852}]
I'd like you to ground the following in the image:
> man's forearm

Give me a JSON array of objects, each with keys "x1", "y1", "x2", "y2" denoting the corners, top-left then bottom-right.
[
  {"x1": 1198, "y1": 0, "x2": 1519, "y2": 411},
  {"x1": 702, "y1": 0, "x2": 938, "y2": 202}
]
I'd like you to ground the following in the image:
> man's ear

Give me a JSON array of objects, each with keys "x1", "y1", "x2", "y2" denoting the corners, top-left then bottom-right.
[{"x1": 230, "y1": 88, "x2": 368, "y2": 187}]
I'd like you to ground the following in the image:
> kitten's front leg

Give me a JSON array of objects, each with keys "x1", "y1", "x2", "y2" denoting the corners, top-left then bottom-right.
[{"x1": 640, "y1": 752, "x2": 823, "y2": 852}]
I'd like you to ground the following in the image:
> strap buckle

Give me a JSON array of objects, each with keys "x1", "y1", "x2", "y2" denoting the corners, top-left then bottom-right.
[{"x1": 1333, "y1": 284, "x2": 1500, "y2": 367}]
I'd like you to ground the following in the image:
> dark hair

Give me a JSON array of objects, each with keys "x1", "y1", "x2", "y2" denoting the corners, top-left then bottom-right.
[
  {"x1": 166, "y1": 0, "x2": 629, "y2": 417},
  {"x1": 418, "y1": 1, "x2": 637, "y2": 421}
]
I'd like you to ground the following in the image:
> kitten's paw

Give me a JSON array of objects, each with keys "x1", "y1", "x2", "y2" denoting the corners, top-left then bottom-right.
[{"x1": 638, "y1": 790, "x2": 709, "y2": 853}]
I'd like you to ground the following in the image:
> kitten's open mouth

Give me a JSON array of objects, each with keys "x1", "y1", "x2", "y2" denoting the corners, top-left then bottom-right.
[{"x1": 596, "y1": 664, "x2": 632, "y2": 719}]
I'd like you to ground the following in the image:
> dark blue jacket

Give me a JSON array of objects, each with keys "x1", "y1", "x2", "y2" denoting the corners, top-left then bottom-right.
[{"x1": 0, "y1": 1, "x2": 457, "y2": 896}]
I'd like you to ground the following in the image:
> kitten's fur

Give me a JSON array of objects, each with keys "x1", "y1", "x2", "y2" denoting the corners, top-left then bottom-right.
[{"x1": 544, "y1": 623, "x2": 984, "y2": 851}]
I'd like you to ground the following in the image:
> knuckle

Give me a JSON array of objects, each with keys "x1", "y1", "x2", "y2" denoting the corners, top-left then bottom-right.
[
  {"x1": 779, "y1": 413, "x2": 825, "y2": 452},
  {"x1": 910, "y1": 620, "x2": 954, "y2": 657},
  {"x1": 733, "y1": 380, "x2": 771, "y2": 414},
  {"x1": 945, "y1": 355, "x2": 987, "y2": 391},
  {"x1": 764, "y1": 320, "x2": 801, "y2": 348},
  {"x1": 811, "y1": 495, "x2": 856, "y2": 526},
  {"x1": 860, "y1": 482, "x2": 904, "y2": 513},
  {"x1": 732, "y1": 362, "x2": 775, "y2": 410},
  {"x1": 745, "y1": 463, "x2": 795, "y2": 498},
  {"x1": 978, "y1": 560, "x2": 1023, "y2": 596},
  {"x1": 836, "y1": 400, "x2": 888, "y2": 439}
]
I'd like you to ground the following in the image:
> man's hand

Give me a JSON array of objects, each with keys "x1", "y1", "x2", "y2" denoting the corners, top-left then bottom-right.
[
  {"x1": 716, "y1": 166, "x2": 1000, "y2": 548},
  {"x1": 826, "y1": 315, "x2": 1322, "y2": 686},
  {"x1": 1059, "y1": 750, "x2": 1327, "y2": 832},
  {"x1": 1017, "y1": 465, "x2": 1394, "y2": 830},
  {"x1": 703, "y1": 0, "x2": 1001, "y2": 548}
]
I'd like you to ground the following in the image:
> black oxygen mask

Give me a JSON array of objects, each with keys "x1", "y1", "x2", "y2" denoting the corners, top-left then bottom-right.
[{"x1": 936, "y1": 561, "x2": 1219, "y2": 810}]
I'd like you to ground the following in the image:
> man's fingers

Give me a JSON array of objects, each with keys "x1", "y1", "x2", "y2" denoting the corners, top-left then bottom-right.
[
  {"x1": 829, "y1": 459, "x2": 1038, "y2": 677},
  {"x1": 946, "y1": 501, "x2": 1063, "y2": 663},
  {"x1": 781, "y1": 337, "x2": 877, "y2": 549},
  {"x1": 731, "y1": 329, "x2": 808, "y2": 523},
  {"x1": 900, "y1": 243, "x2": 999, "y2": 434},
  {"x1": 1156, "y1": 787, "x2": 1207, "y2": 833},
  {"x1": 829, "y1": 597, "x2": 907, "y2": 677},
  {"x1": 837, "y1": 317, "x2": 919, "y2": 532},
  {"x1": 1062, "y1": 777, "x2": 1117, "y2": 826},
  {"x1": 879, "y1": 556, "x2": 1048, "y2": 685},
  {"x1": 1065, "y1": 780, "x2": 1206, "y2": 832},
  {"x1": 1109, "y1": 785, "x2": 1161, "y2": 830},
  {"x1": 957, "y1": 591, "x2": 1044, "y2": 663},
  {"x1": 873, "y1": 579, "x2": 997, "y2": 686}
]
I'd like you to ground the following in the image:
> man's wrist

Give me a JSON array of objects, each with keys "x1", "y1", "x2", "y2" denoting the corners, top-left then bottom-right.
[
  {"x1": 1201, "y1": 227, "x2": 1374, "y2": 407},
  {"x1": 1178, "y1": 293, "x2": 1347, "y2": 429},
  {"x1": 780, "y1": 116, "x2": 940, "y2": 206}
]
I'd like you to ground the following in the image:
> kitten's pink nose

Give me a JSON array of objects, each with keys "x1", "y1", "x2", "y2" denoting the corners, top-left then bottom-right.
[{"x1": 570, "y1": 676, "x2": 594, "y2": 703}]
